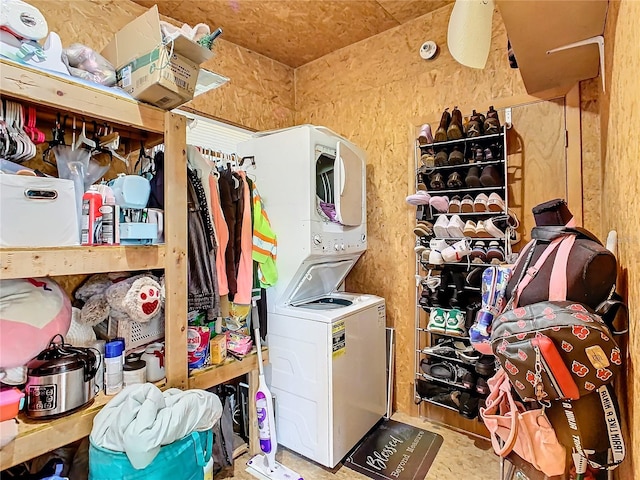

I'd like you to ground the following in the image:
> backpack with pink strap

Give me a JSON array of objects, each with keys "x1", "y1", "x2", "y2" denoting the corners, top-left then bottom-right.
[{"x1": 488, "y1": 202, "x2": 628, "y2": 471}]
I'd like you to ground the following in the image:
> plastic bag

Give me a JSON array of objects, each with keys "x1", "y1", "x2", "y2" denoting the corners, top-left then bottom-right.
[{"x1": 62, "y1": 43, "x2": 116, "y2": 86}]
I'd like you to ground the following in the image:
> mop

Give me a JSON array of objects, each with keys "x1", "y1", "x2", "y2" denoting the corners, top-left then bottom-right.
[{"x1": 246, "y1": 309, "x2": 304, "y2": 480}]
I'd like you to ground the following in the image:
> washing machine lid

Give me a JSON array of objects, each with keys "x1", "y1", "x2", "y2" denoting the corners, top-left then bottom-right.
[{"x1": 286, "y1": 259, "x2": 355, "y2": 306}]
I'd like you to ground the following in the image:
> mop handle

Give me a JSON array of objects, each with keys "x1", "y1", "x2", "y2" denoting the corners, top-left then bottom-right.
[{"x1": 253, "y1": 302, "x2": 265, "y2": 377}]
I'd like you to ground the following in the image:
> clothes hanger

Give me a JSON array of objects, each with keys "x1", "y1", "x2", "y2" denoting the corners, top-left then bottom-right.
[{"x1": 75, "y1": 119, "x2": 96, "y2": 150}]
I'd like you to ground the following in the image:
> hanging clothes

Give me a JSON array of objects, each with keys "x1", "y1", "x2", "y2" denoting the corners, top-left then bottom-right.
[
  {"x1": 233, "y1": 170, "x2": 255, "y2": 305},
  {"x1": 250, "y1": 181, "x2": 278, "y2": 288},
  {"x1": 209, "y1": 174, "x2": 229, "y2": 296},
  {"x1": 186, "y1": 167, "x2": 220, "y2": 318},
  {"x1": 218, "y1": 168, "x2": 244, "y2": 301}
]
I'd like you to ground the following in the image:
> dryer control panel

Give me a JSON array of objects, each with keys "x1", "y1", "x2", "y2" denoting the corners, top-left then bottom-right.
[{"x1": 310, "y1": 227, "x2": 367, "y2": 255}]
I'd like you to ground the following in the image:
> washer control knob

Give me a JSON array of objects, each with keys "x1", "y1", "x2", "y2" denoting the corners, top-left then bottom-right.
[
  {"x1": 313, "y1": 234, "x2": 322, "y2": 245},
  {"x1": 334, "y1": 244, "x2": 340, "y2": 251},
  {"x1": 341, "y1": 244, "x2": 345, "y2": 250},
  {"x1": 361, "y1": 234, "x2": 366, "y2": 242}
]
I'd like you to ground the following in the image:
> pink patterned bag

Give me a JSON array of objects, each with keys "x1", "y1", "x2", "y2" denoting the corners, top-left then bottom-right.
[{"x1": 480, "y1": 368, "x2": 566, "y2": 477}]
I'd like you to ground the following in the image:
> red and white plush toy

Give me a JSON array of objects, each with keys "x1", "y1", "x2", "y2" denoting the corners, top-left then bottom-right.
[
  {"x1": 74, "y1": 272, "x2": 164, "y2": 329},
  {"x1": 0, "y1": 277, "x2": 72, "y2": 369}
]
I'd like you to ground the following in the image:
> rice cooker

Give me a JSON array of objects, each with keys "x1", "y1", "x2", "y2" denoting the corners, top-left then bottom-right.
[{"x1": 25, "y1": 335, "x2": 99, "y2": 418}]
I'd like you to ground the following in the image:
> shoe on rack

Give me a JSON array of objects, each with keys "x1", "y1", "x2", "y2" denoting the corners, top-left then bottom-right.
[
  {"x1": 448, "y1": 271, "x2": 467, "y2": 308},
  {"x1": 445, "y1": 309, "x2": 467, "y2": 337},
  {"x1": 420, "y1": 151, "x2": 436, "y2": 168},
  {"x1": 459, "y1": 392, "x2": 479, "y2": 419},
  {"x1": 427, "y1": 308, "x2": 447, "y2": 333},
  {"x1": 465, "y1": 166, "x2": 482, "y2": 187},
  {"x1": 464, "y1": 110, "x2": 484, "y2": 138},
  {"x1": 448, "y1": 146, "x2": 465, "y2": 166},
  {"x1": 420, "y1": 248, "x2": 432, "y2": 263},
  {"x1": 475, "y1": 377, "x2": 490, "y2": 395},
  {"x1": 433, "y1": 215, "x2": 450, "y2": 238},
  {"x1": 430, "y1": 390, "x2": 463, "y2": 410},
  {"x1": 428, "y1": 238, "x2": 448, "y2": 265},
  {"x1": 486, "y1": 241, "x2": 505, "y2": 262},
  {"x1": 430, "y1": 172, "x2": 446, "y2": 190},
  {"x1": 483, "y1": 145, "x2": 494, "y2": 161},
  {"x1": 421, "y1": 360, "x2": 456, "y2": 380},
  {"x1": 475, "y1": 355, "x2": 497, "y2": 376},
  {"x1": 471, "y1": 144, "x2": 484, "y2": 163},
  {"x1": 446, "y1": 215, "x2": 466, "y2": 238},
  {"x1": 487, "y1": 192, "x2": 505, "y2": 212},
  {"x1": 406, "y1": 190, "x2": 431, "y2": 206},
  {"x1": 479, "y1": 165, "x2": 502, "y2": 187},
  {"x1": 434, "y1": 149, "x2": 449, "y2": 166},
  {"x1": 475, "y1": 220, "x2": 491, "y2": 238},
  {"x1": 413, "y1": 222, "x2": 433, "y2": 237},
  {"x1": 448, "y1": 195, "x2": 461, "y2": 213},
  {"x1": 442, "y1": 238, "x2": 471, "y2": 263},
  {"x1": 416, "y1": 379, "x2": 450, "y2": 399},
  {"x1": 446, "y1": 171, "x2": 464, "y2": 188},
  {"x1": 484, "y1": 217, "x2": 505, "y2": 238},
  {"x1": 473, "y1": 193, "x2": 489, "y2": 212},
  {"x1": 465, "y1": 267, "x2": 484, "y2": 287},
  {"x1": 470, "y1": 241, "x2": 487, "y2": 262},
  {"x1": 461, "y1": 370, "x2": 477, "y2": 390},
  {"x1": 447, "y1": 106, "x2": 464, "y2": 140},
  {"x1": 460, "y1": 194, "x2": 474, "y2": 213},
  {"x1": 418, "y1": 124, "x2": 433, "y2": 145},
  {"x1": 422, "y1": 342, "x2": 458, "y2": 359},
  {"x1": 484, "y1": 106, "x2": 501, "y2": 134},
  {"x1": 463, "y1": 220, "x2": 477, "y2": 238},
  {"x1": 434, "y1": 109, "x2": 451, "y2": 142},
  {"x1": 429, "y1": 195, "x2": 450, "y2": 213}
]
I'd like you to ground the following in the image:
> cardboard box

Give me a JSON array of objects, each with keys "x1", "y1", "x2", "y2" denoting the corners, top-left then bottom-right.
[
  {"x1": 101, "y1": 5, "x2": 214, "y2": 109},
  {"x1": 209, "y1": 334, "x2": 227, "y2": 365}
]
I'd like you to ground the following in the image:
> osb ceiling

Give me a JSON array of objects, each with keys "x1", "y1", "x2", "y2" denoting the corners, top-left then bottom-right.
[{"x1": 133, "y1": 0, "x2": 454, "y2": 67}]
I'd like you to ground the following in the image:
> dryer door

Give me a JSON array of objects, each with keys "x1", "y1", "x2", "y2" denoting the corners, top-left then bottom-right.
[{"x1": 334, "y1": 140, "x2": 363, "y2": 226}]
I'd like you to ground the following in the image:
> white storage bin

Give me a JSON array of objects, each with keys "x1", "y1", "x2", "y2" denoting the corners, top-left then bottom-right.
[{"x1": 0, "y1": 175, "x2": 79, "y2": 247}]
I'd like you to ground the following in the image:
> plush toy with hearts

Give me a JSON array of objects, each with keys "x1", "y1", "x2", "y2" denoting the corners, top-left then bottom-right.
[{"x1": 74, "y1": 272, "x2": 164, "y2": 329}]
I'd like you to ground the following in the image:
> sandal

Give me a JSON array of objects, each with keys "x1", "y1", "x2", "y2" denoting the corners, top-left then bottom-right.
[
  {"x1": 463, "y1": 220, "x2": 477, "y2": 237},
  {"x1": 430, "y1": 172, "x2": 445, "y2": 190},
  {"x1": 448, "y1": 195, "x2": 461, "y2": 213},
  {"x1": 420, "y1": 152, "x2": 435, "y2": 168},
  {"x1": 486, "y1": 241, "x2": 505, "y2": 262},
  {"x1": 446, "y1": 171, "x2": 464, "y2": 188},
  {"x1": 460, "y1": 194, "x2": 474, "y2": 213},
  {"x1": 473, "y1": 193, "x2": 489, "y2": 212},
  {"x1": 470, "y1": 241, "x2": 487, "y2": 262}
]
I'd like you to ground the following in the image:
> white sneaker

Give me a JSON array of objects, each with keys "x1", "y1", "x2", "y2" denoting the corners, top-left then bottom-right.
[
  {"x1": 428, "y1": 238, "x2": 448, "y2": 265},
  {"x1": 433, "y1": 215, "x2": 450, "y2": 238},
  {"x1": 447, "y1": 214, "x2": 466, "y2": 237},
  {"x1": 484, "y1": 217, "x2": 505, "y2": 238},
  {"x1": 441, "y1": 239, "x2": 472, "y2": 263}
]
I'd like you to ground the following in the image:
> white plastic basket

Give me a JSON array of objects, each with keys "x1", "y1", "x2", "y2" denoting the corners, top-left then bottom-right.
[{"x1": 94, "y1": 313, "x2": 164, "y2": 352}]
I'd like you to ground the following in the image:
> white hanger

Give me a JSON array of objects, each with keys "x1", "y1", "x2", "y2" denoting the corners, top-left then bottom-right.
[{"x1": 75, "y1": 120, "x2": 96, "y2": 150}]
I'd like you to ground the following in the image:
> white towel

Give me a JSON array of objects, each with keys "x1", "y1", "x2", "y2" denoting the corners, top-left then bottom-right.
[{"x1": 90, "y1": 384, "x2": 222, "y2": 469}]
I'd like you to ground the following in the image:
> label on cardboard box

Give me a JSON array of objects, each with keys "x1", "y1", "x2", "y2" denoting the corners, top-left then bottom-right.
[{"x1": 115, "y1": 47, "x2": 199, "y2": 109}]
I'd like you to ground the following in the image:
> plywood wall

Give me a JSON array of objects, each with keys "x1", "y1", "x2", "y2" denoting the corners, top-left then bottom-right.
[
  {"x1": 28, "y1": 0, "x2": 295, "y2": 131},
  {"x1": 293, "y1": 3, "x2": 580, "y2": 417},
  {"x1": 599, "y1": 0, "x2": 640, "y2": 477}
]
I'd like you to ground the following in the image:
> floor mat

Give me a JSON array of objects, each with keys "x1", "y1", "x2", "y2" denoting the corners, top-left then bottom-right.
[{"x1": 344, "y1": 419, "x2": 443, "y2": 480}]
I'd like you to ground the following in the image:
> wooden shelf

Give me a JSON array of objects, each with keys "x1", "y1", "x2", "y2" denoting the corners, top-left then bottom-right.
[
  {"x1": 188, "y1": 348, "x2": 269, "y2": 390},
  {"x1": 0, "y1": 380, "x2": 167, "y2": 470},
  {"x1": 497, "y1": 0, "x2": 607, "y2": 94},
  {"x1": 0, "y1": 245, "x2": 166, "y2": 279},
  {"x1": 0, "y1": 392, "x2": 109, "y2": 470},
  {"x1": 0, "y1": 59, "x2": 165, "y2": 134}
]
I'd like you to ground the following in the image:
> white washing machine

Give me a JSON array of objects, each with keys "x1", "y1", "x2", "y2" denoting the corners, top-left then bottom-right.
[
  {"x1": 266, "y1": 262, "x2": 386, "y2": 468},
  {"x1": 237, "y1": 125, "x2": 387, "y2": 468}
]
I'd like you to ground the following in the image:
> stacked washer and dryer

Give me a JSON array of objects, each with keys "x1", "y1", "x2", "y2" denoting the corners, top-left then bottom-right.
[{"x1": 237, "y1": 125, "x2": 387, "y2": 468}]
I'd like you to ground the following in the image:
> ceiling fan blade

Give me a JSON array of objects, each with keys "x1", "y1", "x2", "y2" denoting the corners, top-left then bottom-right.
[{"x1": 447, "y1": 0, "x2": 495, "y2": 69}]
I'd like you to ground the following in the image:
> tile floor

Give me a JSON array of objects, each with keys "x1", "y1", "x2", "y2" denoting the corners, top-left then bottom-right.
[{"x1": 233, "y1": 412, "x2": 500, "y2": 480}]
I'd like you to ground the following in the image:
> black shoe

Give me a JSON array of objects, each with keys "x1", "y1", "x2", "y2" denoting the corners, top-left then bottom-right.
[
  {"x1": 416, "y1": 379, "x2": 450, "y2": 399},
  {"x1": 430, "y1": 390, "x2": 463, "y2": 410},
  {"x1": 475, "y1": 355, "x2": 497, "y2": 376},
  {"x1": 437, "y1": 268, "x2": 452, "y2": 306},
  {"x1": 459, "y1": 393, "x2": 479, "y2": 419},
  {"x1": 449, "y1": 272, "x2": 466, "y2": 308}
]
